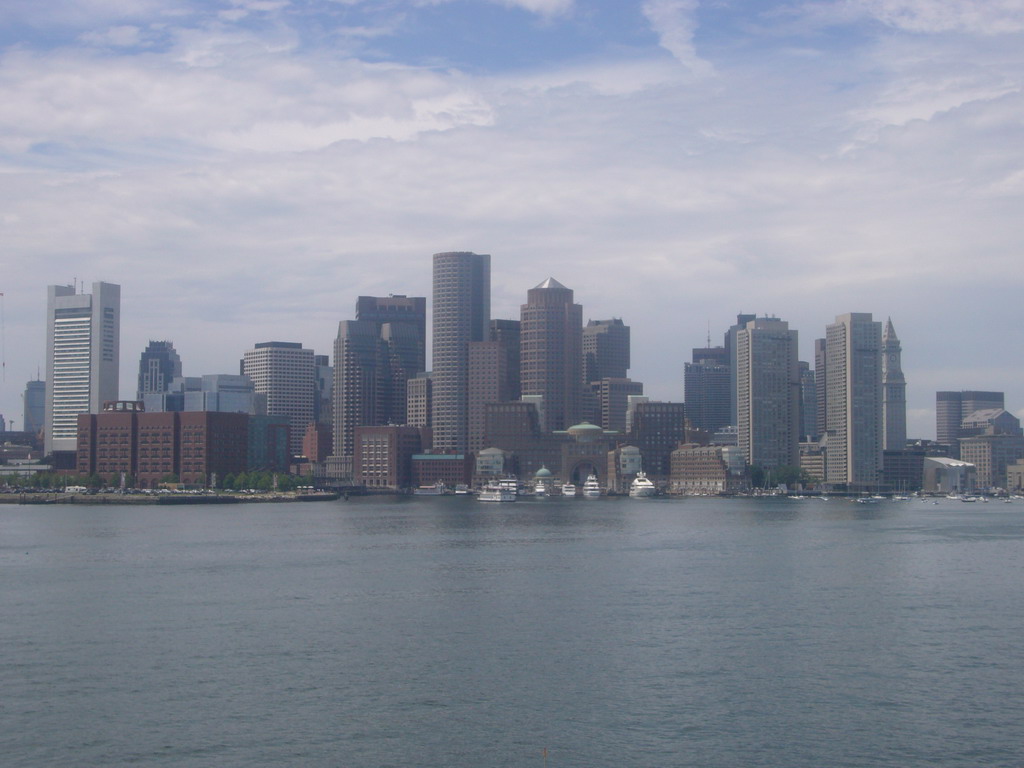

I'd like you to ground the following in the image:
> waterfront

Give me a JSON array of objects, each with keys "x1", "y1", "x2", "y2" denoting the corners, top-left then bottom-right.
[{"x1": 2, "y1": 496, "x2": 1023, "y2": 767}]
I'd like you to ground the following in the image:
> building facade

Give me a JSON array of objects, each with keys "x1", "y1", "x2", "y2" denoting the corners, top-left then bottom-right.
[
  {"x1": 881, "y1": 318, "x2": 907, "y2": 452},
  {"x1": 520, "y1": 278, "x2": 583, "y2": 432},
  {"x1": 45, "y1": 281, "x2": 120, "y2": 457},
  {"x1": 735, "y1": 317, "x2": 800, "y2": 470},
  {"x1": 583, "y1": 318, "x2": 630, "y2": 383},
  {"x1": 825, "y1": 313, "x2": 883, "y2": 489},
  {"x1": 684, "y1": 346, "x2": 731, "y2": 434},
  {"x1": 241, "y1": 341, "x2": 315, "y2": 456},
  {"x1": 137, "y1": 341, "x2": 182, "y2": 400},
  {"x1": 432, "y1": 252, "x2": 490, "y2": 452}
]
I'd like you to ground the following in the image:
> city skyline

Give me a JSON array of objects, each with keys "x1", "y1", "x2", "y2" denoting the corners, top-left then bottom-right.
[{"x1": 2, "y1": 2, "x2": 1023, "y2": 437}]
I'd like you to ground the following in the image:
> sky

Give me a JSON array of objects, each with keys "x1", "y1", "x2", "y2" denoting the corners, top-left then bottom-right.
[{"x1": 1, "y1": 0, "x2": 1023, "y2": 439}]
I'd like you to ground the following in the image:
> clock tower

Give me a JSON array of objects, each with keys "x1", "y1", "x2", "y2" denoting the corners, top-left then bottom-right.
[{"x1": 881, "y1": 318, "x2": 907, "y2": 452}]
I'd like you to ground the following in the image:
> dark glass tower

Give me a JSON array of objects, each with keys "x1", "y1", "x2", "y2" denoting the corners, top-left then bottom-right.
[{"x1": 137, "y1": 341, "x2": 182, "y2": 400}]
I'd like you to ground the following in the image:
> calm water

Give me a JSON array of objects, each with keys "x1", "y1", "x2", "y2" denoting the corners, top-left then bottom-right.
[{"x1": 2, "y1": 495, "x2": 1023, "y2": 767}]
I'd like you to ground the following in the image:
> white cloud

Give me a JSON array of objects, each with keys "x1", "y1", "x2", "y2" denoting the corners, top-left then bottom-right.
[
  {"x1": 642, "y1": 0, "x2": 713, "y2": 75},
  {"x1": 850, "y1": 0, "x2": 1024, "y2": 35}
]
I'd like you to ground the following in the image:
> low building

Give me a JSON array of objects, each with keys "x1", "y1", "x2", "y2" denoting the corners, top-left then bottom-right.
[
  {"x1": 670, "y1": 443, "x2": 747, "y2": 494},
  {"x1": 412, "y1": 453, "x2": 473, "y2": 489},
  {"x1": 922, "y1": 456, "x2": 975, "y2": 494},
  {"x1": 959, "y1": 434, "x2": 1024, "y2": 490},
  {"x1": 354, "y1": 425, "x2": 428, "y2": 490}
]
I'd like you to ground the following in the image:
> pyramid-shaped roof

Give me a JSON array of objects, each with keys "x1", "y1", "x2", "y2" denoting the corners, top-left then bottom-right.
[{"x1": 533, "y1": 277, "x2": 568, "y2": 290}]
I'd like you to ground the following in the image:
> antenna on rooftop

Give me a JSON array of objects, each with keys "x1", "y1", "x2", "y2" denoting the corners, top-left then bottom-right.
[{"x1": 706, "y1": 320, "x2": 711, "y2": 349}]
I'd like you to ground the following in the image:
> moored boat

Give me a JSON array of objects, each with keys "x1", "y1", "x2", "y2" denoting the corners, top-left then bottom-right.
[
  {"x1": 628, "y1": 472, "x2": 657, "y2": 498},
  {"x1": 477, "y1": 481, "x2": 517, "y2": 502},
  {"x1": 561, "y1": 483, "x2": 577, "y2": 497},
  {"x1": 582, "y1": 474, "x2": 601, "y2": 499}
]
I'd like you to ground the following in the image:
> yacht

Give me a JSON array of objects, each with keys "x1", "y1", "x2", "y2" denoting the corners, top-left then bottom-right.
[
  {"x1": 582, "y1": 474, "x2": 601, "y2": 499},
  {"x1": 533, "y1": 481, "x2": 549, "y2": 497},
  {"x1": 628, "y1": 472, "x2": 657, "y2": 498},
  {"x1": 561, "y1": 483, "x2": 577, "y2": 497}
]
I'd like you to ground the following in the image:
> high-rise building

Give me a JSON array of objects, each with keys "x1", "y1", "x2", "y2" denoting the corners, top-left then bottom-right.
[
  {"x1": 725, "y1": 313, "x2": 756, "y2": 427},
  {"x1": 24, "y1": 379, "x2": 45, "y2": 435},
  {"x1": 881, "y1": 318, "x2": 907, "y2": 451},
  {"x1": 407, "y1": 374, "x2": 432, "y2": 429},
  {"x1": 520, "y1": 278, "x2": 583, "y2": 432},
  {"x1": 45, "y1": 281, "x2": 120, "y2": 457},
  {"x1": 936, "y1": 390, "x2": 1004, "y2": 456},
  {"x1": 355, "y1": 295, "x2": 427, "y2": 374},
  {"x1": 735, "y1": 317, "x2": 800, "y2": 470},
  {"x1": 332, "y1": 321, "x2": 387, "y2": 459},
  {"x1": 468, "y1": 320, "x2": 521, "y2": 451},
  {"x1": 592, "y1": 377, "x2": 644, "y2": 433},
  {"x1": 814, "y1": 338, "x2": 827, "y2": 441},
  {"x1": 825, "y1": 313, "x2": 882, "y2": 489},
  {"x1": 684, "y1": 346, "x2": 730, "y2": 433},
  {"x1": 583, "y1": 319, "x2": 630, "y2": 383},
  {"x1": 799, "y1": 361, "x2": 818, "y2": 442},
  {"x1": 241, "y1": 341, "x2": 315, "y2": 456},
  {"x1": 136, "y1": 341, "x2": 182, "y2": 400},
  {"x1": 432, "y1": 252, "x2": 490, "y2": 452},
  {"x1": 314, "y1": 354, "x2": 332, "y2": 426}
]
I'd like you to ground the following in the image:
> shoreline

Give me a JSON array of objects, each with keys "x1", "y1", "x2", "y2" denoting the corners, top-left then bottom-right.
[{"x1": 0, "y1": 491, "x2": 341, "y2": 505}]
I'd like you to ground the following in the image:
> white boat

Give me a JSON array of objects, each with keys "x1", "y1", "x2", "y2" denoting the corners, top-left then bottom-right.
[
  {"x1": 561, "y1": 483, "x2": 576, "y2": 497},
  {"x1": 498, "y1": 478, "x2": 519, "y2": 496},
  {"x1": 413, "y1": 481, "x2": 446, "y2": 496},
  {"x1": 582, "y1": 474, "x2": 601, "y2": 499},
  {"x1": 534, "y1": 481, "x2": 548, "y2": 497},
  {"x1": 628, "y1": 472, "x2": 657, "y2": 498},
  {"x1": 477, "y1": 481, "x2": 516, "y2": 502}
]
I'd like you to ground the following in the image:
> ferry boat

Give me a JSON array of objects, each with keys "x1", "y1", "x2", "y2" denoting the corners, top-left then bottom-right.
[
  {"x1": 477, "y1": 481, "x2": 517, "y2": 502},
  {"x1": 582, "y1": 474, "x2": 601, "y2": 499},
  {"x1": 413, "y1": 481, "x2": 446, "y2": 496},
  {"x1": 628, "y1": 472, "x2": 657, "y2": 498}
]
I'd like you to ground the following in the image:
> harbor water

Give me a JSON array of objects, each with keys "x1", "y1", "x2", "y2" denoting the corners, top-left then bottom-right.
[{"x1": 2, "y1": 495, "x2": 1022, "y2": 767}]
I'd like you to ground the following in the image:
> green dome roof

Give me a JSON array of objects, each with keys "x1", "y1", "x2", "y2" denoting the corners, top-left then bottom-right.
[{"x1": 534, "y1": 466, "x2": 553, "y2": 478}]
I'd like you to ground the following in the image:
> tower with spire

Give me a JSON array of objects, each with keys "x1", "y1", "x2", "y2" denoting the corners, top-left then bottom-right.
[{"x1": 881, "y1": 318, "x2": 907, "y2": 451}]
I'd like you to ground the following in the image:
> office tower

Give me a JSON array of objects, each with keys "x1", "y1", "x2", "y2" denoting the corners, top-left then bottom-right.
[
  {"x1": 468, "y1": 320, "x2": 521, "y2": 451},
  {"x1": 593, "y1": 377, "x2": 644, "y2": 433},
  {"x1": 735, "y1": 318, "x2": 800, "y2": 470},
  {"x1": 241, "y1": 341, "x2": 315, "y2": 456},
  {"x1": 333, "y1": 321, "x2": 387, "y2": 458},
  {"x1": 814, "y1": 338, "x2": 827, "y2": 441},
  {"x1": 136, "y1": 341, "x2": 182, "y2": 400},
  {"x1": 684, "y1": 346, "x2": 730, "y2": 433},
  {"x1": 24, "y1": 379, "x2": 45, "y2": 435},
  {"x1": 314, "y1": 354, "x2": 332, "y2": 426},
  {"x1": 407, "y1": 374, "x2": 432, "y2": 428},
  {"x1": 143, "y1": 374, "x2": 262, "y2": 415},
  {"x1": 520, "y1": 278, "x2": 583, "y2": 432},
  {"x1": 825, "y1": 313, "x2": 882, "y2": 488},
  {"x1": 432, "y1": 252, "x2": 490, "y2": 452},
  {"x1": 936, "y1": 390, "x2": 1004, "y2": 456},
  {"x1": 724, "y1": 314, "x2": 756, "y2": 426},
  {"x1": 881, "y1": 318, "x2": 907, "y2": 451},
  {"x1": 583, "y1": 319, "x2": 630, "y2": 383},
  {"x1": 355, "y1": 295, "x2": 427, "y2": 376},
  {"x1": 799, "y1": 361, "x2": 817, "y2": 442},
  {"x1": 627, "y1": 401, "x2": 687, "y2": 479},
  {"x1": 45, "y1": 281, "x2": 120, "y2": 456}
]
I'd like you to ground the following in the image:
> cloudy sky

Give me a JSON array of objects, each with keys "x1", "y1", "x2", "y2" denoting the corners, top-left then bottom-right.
[{"x1": 2, "y1": 0, "x2": 1023, "y2": 438}]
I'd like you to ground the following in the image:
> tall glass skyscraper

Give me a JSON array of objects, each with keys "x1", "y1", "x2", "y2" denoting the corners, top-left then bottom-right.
[{"x1": 431, "y1": 252, "x2": 490, "y2": 452}]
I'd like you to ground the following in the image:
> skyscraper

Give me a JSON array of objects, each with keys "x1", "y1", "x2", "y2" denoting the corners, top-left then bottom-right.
[
  {"x1": 684, "y1": 346, "x2": 730, "y2": 434},
  {"x1": 241, "y1": 341, "x2": 315, "y2": 456},
  {"x1": 520, "y1": 278, "x2": 583, "y2": 432},
  {"x1": 468, "y1": 319, "x2": 521, "y2": 451},
  {"x1": 24, "y1": 379, "x2": 45, "y2": 435},
  {"x1": 814, "y1": 337, "x2": 827, "y2": 441},
  {"x1": 881, "y1": 318, "x2": 907, "y2": 451},
  {"x1": 735, "y1": 317, "x2": 800, "y2": 470},
  {"x1": 725, "y1": 313, "x2": 756, "y2": 426},
  {"x1": 332, "y1": 321, "x2": 387, "y2": 459},
  {"x1": 355, "y1": 295, "x2": 427, "y2": 375},
  {"x1": 45, "y1": 281, "x2": 120, "y2": 457},
  {"x1": 825, "y1": 313, "x2": 882, "y2": 489},
  {"x1": 583, "y1": 319, "x2": 630, "y2": 383},
  {"x1": 137, "y1": 341, "x2": 182, "y2": 400},
  {"x1": 432, "y1": 252, "x2": 490, "y2": 452},
  {"x1": 799, "y1": 361, "x2": 818, "y2": 442},
  {"x1": 936, "y1": 390, "x2": 1004, "y2": 457}
]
